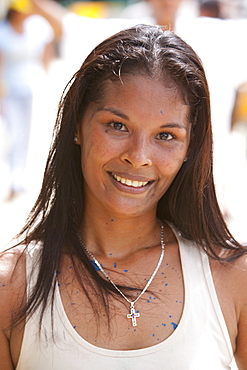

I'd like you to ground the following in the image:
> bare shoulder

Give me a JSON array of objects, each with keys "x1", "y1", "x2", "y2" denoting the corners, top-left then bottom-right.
[
  {"x1": 0, "y1": 246, "x2": 27, "y2": 370},
  {"x1": 228, "y1": 253, "x2": 247, "y2": 369},
  {"x1": 0, "y1": 245, "x2": 26, "y2": 285},
  {"x1": 0, "y1": 245, "x2": 25, "y2": 281},
  {"x1": 0, "y1": 246, "x2": 26, "y2": 326},
  {"x1": 211, "y1": 252, "x2": 247, "y2": 369}
]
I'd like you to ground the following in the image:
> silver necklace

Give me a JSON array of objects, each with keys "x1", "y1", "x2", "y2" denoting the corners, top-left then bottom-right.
[{"x1": 78, "y1": 223, "x2": 165, "y2": 327}]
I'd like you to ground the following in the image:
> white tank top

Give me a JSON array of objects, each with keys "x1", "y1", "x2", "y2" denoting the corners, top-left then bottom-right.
[{"x1": 16, "y1": 227, "x2": 234, "y2": 369}]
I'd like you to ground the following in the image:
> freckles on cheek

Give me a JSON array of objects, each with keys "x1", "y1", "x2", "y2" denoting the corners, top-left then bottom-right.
[{"x1": 161, "y1": 157, "x2": 184, "y2": 174}]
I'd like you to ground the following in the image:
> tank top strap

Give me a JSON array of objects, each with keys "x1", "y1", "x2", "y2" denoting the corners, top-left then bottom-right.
[
  {"x1": 25, "y1": 242, "x2": 43, "y2": 297},
  {"x1": 172, "y1": 225, "x2": 233, "y2": 362}
]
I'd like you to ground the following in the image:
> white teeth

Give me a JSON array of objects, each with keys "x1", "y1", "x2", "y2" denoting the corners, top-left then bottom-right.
[{"x1": 113, "y1": 174, "x2": 149, "y2": 188}]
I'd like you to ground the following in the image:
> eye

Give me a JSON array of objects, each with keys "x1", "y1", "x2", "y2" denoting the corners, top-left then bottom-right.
[
  {"x1": 156, "y1": 132, "x2": 175, "y2": 141},
  {"x1": 110, "y1": 121, "x2": 127, "y2": 131}
]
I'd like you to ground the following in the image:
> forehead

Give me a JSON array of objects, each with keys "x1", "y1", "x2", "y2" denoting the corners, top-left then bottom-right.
[
  {"x1": 82, "y1": 74, "x2": 190, "y2": 130},
  {"x1": 100, "y1": 74, "x2": 185, "y2": 105},
  {"x1": 96, "y1": 74, "x2": 189, "y2": 117}
]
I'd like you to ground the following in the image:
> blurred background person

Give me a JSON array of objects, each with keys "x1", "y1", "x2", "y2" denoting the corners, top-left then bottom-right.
[
  {"x1": 0, "y1": 0, "x2": 54, "y2": 200},
  {"x1": 231, "y1": 80, "x2": 247, "y2": 172},
  {"x1": 198, "y1": 0, "x2": 222, "y2": 17},
  {"x1": 120, "y1": 0, "x2": 195, "y2": 30},
  {"x1": 176, "y1": 1, "x2": 247, "y2": 241}
]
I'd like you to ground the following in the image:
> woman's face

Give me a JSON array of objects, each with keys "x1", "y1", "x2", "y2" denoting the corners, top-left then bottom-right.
[{"x1": 77, "y1": 74, "x2": 191, "y2": 218}]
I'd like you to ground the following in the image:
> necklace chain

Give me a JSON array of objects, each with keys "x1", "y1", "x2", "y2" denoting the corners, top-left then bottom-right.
[{"x1": 78, "y1": 223, "x2": 165, "y2": 327}]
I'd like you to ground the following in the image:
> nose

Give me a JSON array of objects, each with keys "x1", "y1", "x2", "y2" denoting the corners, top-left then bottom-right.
[{"x1": 120, "y1": 136, "x2": 152, "y2": 168}]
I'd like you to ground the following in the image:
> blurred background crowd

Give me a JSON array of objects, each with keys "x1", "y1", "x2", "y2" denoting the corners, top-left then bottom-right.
[{"x1": 1, "y1": 0, "x2": 247, "y2": 250}]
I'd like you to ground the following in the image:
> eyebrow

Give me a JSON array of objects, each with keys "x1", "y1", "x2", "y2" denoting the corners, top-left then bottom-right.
[
  {"x1": 98, "y1": 107, "x2": 129, "y2": 120},
  {"x1": 160, "y1": 123, "x2": 188, "y2": 130},
  {"x1": 98, "y1": 107, "x2": 188, "y2": 130}
]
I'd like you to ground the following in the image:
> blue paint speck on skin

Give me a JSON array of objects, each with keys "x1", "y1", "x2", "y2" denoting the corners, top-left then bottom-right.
[
  {"x1": 146, "y1": 300, "x2": 151, "y2": 303},
  {"x1": 162, "y1": 323, "x2": 166, "y2": 327},
  {"x1": 169, "y1": 315, "x2": 172, "y2": 318},
  {"x1": 91, "y1": 260, "x2": 101, "y2": 271},
  {"x1": 73, "y1": 325, "x2": 77, "y2": 329},
  {"x1": 109, "y1": 253, "x2": 113, "y2": 255},
  {"x1": 152, "y1": 334, "x2": 155, "y2": 337},
  {"x1": 160, "y1": 110, "x2": 163, "y2": 114},
  {"x1": 165, "y1": 283, "x2": 168, "y2": 286},
  {"x1": 111, "y1": 219, "x2": 114, "y2": 222},
  {"x1": 124, "y1": 270, "x2": 128, "y2": 272},
  {"x1": 114, "y1": 262, "x2": 117, "y2": 268},
  {"x1": 56, "y1": 270, "x2": 61, "y2": 274},
  {"x1": 171, "y1": 322, "x2": 178, "y2": 330},
  {"x1": 57, "y1": 283, "x2": 60, "y2": 286},
  {"x1": 2, "y1": 284, "x2": 6, "y2": 286}
]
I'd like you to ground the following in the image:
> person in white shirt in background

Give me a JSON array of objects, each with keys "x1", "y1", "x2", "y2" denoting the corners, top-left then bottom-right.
[{"x1": 0, "y1": 0, "x2": 54, "y2": 200}]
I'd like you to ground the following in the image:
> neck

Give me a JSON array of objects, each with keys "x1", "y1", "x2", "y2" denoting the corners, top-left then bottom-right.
[
  {"x1": 155, "y1": 14, "x2": 177, "y2": 30},
  {"x1": 9, "y1": 18, "x2": 24, "y2": 34},
  {"x1": 80, "y1": 211, "x2": 162, "y2": 259}
]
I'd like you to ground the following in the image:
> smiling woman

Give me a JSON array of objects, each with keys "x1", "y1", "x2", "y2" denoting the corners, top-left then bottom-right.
[
  {"x1": 77, "y1": 75, "x2": 190, "y2": 217},
  {"x1": 0, "y1": 24, "x2": 247, "y2": 370}
]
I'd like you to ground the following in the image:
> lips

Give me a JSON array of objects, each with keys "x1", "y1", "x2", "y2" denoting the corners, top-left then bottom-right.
[{"x1": 111, "y1": 173, "x2": 152, "y2": 188}]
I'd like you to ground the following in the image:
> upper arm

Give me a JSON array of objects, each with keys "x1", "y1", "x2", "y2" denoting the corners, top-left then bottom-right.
[
  {"x1": 42, "y1": 41, "x2": 56, "y2": 71},
  {"x1": 235, "y1": 302, "x2": 247, "y2": 369},
  {"x1": 231, "y1": 255, "x2": 247, "y2": 369},
  {"x1": 31, "y1": 0, "x2": 69, "y2": 40},
  {"x1": 0, "y1": 248, "x2": 26, "y2": 369}
]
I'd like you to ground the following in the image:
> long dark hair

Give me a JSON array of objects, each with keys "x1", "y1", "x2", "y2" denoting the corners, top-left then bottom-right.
[{"x1": 10, "y1": 24, "x2": 245, "y2": 325}]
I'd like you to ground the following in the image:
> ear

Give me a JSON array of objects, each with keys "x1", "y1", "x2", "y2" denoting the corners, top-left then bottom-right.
[
  {"x1": 74, "y1": 135, "x2": 80, "y2": 144},
  {"x1": 74, "y1": 126, "x2": 82, "y2": 145}
]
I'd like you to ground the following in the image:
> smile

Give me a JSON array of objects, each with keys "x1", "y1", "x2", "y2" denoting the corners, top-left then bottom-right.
[{"x1": 112, "y1": 173, "x2": 150, "y2": 188}]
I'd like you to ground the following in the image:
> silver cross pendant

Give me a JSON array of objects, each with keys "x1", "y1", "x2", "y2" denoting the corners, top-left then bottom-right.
[{"x1": 127, "y1": 303, "x2": 140, "y2": 327}]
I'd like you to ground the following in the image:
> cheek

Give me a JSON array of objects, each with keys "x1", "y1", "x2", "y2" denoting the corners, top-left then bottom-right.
[
  {"x1": 156, "y1": 148, "x2": 185, "y2": 174},
  {"x1": 81, "y1": 133, "x2": 116, "y2": 172}
]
